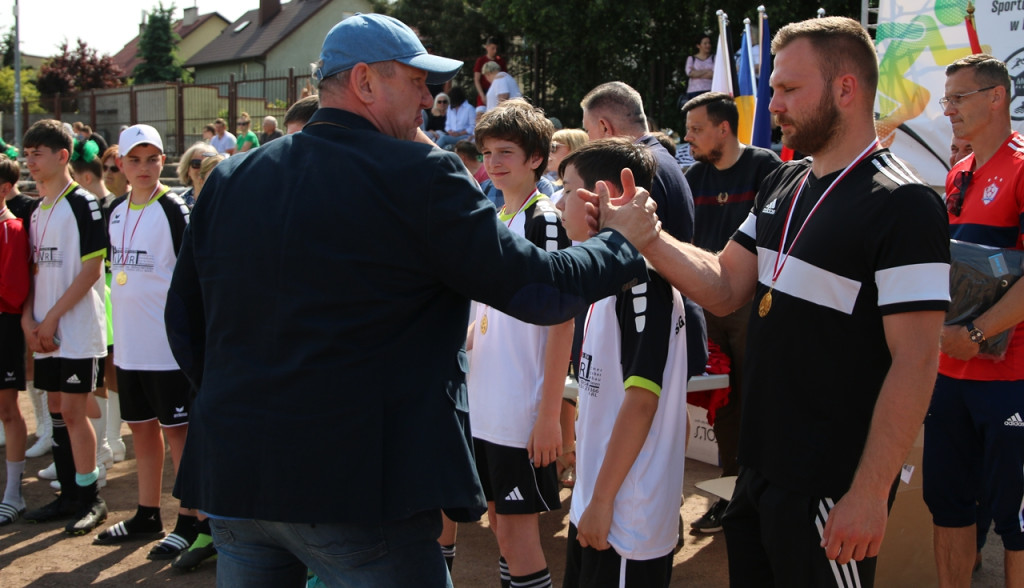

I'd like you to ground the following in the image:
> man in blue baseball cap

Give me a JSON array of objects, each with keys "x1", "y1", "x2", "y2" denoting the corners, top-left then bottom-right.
[{"x1": 167, "y1": 12, "x2": 657, "y2": 587}]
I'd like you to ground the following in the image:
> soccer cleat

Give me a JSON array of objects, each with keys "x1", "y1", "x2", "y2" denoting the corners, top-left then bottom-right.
[
  {"x1": 23, "y1": 495, "x2": 78, "y2": 523},
  {"x1": 65, "y1": 495, "x2": 108, "y2": 536},
  {"x1": 172, "y1": 533, "x2": 217, "y2": 571},
  {"x1": 691, "y1": 498, "x2": 728, "y2": 534}
]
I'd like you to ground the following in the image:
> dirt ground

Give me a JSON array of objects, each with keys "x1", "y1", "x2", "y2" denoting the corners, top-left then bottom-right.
[{"x1": 0, "y1": 392, "x2": 1007, "y2": 587}]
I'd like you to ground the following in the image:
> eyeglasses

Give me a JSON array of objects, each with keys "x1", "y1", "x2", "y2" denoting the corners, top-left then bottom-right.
[
  {"x1": 437, "y1": 100, "x2": 449, "y2": 104},
  {"x1": 938, "y1": 86, "x2": 996, "y2": 109},
  {"x1": 103, "y1": 164, "x2": 119, "y2": 173},
  {"x1": 189, "y1": 152, "x2": 218, "y2": 169},
  {"x1": 947, "y1": 169, "x2": 972, "y2": 216},
  {"x1": 237, "y1": 121, "x2": 249, "y2": 127},
  {"x1": 550, "y1": 142, "x2": 565, "y2": 153}
]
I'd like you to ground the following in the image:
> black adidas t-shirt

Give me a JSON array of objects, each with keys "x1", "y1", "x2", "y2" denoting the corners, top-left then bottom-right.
[{"x1": 730, "y1": 150, "x2": 950, "y2": 497}]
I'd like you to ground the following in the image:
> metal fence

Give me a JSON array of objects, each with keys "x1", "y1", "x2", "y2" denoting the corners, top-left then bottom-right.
[
  {"x1": 11, "y1": 69, "x2": 312, "y2": 157},
  {"x1": 7, "y1": 49, "x2": 563, "y2": 157}
]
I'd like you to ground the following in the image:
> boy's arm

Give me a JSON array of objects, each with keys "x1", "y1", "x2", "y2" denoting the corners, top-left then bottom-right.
[
  {"x1": 21, "y1": 271, "x2": 41, "y2": 353},
  {"x1": 0, "y1": 222, "x2": 30, "y2": 311},
  {"x1": 528, "y1": 317, "x2": 574, "y2": 467},
  {"x1": 34, "y1": 255, "x2": 103, "y2": 352},
  {"x1": 576, "y1": 386, "x2": 659, "y2": 550}
]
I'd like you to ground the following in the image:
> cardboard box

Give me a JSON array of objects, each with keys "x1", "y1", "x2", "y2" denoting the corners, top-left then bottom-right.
[{"x1": 876, "y1": 426, "x2": 938, "y2": 587}]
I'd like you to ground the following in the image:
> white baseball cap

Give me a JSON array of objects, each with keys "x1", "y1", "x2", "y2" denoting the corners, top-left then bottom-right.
[{"x1": 118, "y1": 124, "x2": 164, "y2": 156}]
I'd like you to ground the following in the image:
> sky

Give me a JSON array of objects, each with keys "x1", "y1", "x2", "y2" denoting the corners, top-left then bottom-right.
[{"x1": 0, "y1": 1, "x2": 259, "y2": 59}]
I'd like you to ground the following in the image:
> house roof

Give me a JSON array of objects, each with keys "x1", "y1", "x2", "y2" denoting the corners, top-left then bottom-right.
[
  {"x1": 184, "y1": 0, "x2": 332, "y2": 67},
  {"x1": 112, "y1": 12, "x2": 228, "y2": 77}
]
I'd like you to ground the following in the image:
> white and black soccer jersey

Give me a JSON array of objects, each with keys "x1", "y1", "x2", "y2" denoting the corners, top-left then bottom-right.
[
  {"x1": 108, "y1": 189, "x2": 189, "y2": 370},
  {"x1": 730, "y1": 149, "x2": 950, "y2": 498},
  {"x1": 570, "y1": 270, "x2": 689, "y2": 560},
  {"x1": 468, "y1": 192, "x2": 572, "y2": 448},
  {"x1": 28, "y1": 183, "x2": 108, "y2": 359}
]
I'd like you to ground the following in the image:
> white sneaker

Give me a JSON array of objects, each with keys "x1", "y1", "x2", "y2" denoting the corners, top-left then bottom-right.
[
  {"x1": 110, "y1": 438, "x2": 126, "y2": 463},
  {"x1": 25, "y1": 434, "x2": 53, "y2": 458},
  {"x1": 38, "y1": 462, "x2": 57, "y2": 480},
  {"x1": 96, "y1": 443, "x2": 114, "y2": 470}
]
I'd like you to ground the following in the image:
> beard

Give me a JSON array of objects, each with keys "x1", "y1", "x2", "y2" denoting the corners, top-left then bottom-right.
[
  {"x1": 774, "y1": 90, "x2": 840, "y2": 156},
  {"x1": 692, "y1": 144, "x2": 724, "y2": 166}
]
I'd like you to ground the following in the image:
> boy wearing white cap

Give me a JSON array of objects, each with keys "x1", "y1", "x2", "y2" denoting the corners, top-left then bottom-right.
[
  {"x1": 93, "y1": 125, "x2": 195, "y2": 560},
  {"x1": 20, "y1": 119, "x2": 109, "y2": 535}
]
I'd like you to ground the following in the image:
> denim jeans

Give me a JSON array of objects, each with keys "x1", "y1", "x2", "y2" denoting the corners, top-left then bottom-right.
[{"x1": 210, "y1": 509, "x2": 453, "y2": 587}]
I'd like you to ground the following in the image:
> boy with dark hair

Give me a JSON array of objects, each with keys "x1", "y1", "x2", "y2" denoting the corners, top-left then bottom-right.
[
  {"x1": 556, "y1": 138, "x2": 689, "y2": 587},
  {"x1": 468, "y1": 99, "x2": 571, "y2": 588},
  {"x1": 0, "y1": 154, "x2": 31, "y2": 525},
  {"x1": 20, "y1": 119, "x2": 109, "y2": 535},
  {"x1": 93, "y1": 125, "x2": 197, "y2": 561}
]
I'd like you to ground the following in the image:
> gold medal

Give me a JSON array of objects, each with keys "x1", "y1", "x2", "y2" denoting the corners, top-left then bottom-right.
[
  {"x1": 758, "y1": 290, "x2": 773, "y2": 317},
  {"x1": 116, "y1": 270, "x2": 127, "y2": 286},
  {"x1": 480, "y1": 314, "x2": 488, "y2": 334}
]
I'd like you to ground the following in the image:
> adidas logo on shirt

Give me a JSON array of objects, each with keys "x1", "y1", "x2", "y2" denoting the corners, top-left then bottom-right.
[
  {"x1": 66, "y1": 374, "x2": 81, "y2": 385},
  {"x1": 504, "y1": 487, "x2": 525, "y2": 502},
  {"x1": 1005, "y1": 412, "x2": 1024, "y2": 427},
  {"x1": 762, "y1": 199, "x2": 778, "y2": 215}
]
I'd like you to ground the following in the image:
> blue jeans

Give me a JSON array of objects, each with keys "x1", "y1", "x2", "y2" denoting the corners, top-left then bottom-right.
[{"x1": 210, "y1": 510, "x2": 453, "y2": 587}]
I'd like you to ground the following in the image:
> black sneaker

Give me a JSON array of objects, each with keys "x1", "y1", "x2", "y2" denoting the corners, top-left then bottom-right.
[
  {"x1": 691, "y1": 499, "x2": 728, "y2": 534},
  {"x1": 65, "y1": 496, "x2": 108, "y2": 536},
  {"x1": 23, "y1": 495, "x2": 77, "y2": 523}
]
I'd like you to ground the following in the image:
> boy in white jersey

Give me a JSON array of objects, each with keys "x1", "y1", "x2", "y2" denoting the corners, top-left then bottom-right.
[
  {"x1": 20, "y1": 119, "x2": 109, "y2": 535},
  {"x1": 92, "y1": 125, "x2": 200, "y2": 562},
  {"x1": 555, "y1": 139, "x2": 689, "y2": 588},
  {"x1": 468, "y1": 99, "x2": 572, "y2": 588}
]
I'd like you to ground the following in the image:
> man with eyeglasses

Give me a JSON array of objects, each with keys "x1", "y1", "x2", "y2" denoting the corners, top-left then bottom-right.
[{"x1": 926, "y1": 53, "x2": 1024, "y2": 588}]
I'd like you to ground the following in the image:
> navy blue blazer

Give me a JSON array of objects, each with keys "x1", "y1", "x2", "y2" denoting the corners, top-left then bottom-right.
[{"x1": 166, "y1": 108, "x2": 648, "y2": 525}]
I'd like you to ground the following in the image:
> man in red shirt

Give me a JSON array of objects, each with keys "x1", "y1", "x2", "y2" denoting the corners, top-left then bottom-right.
[{"x1": 474, "y1": 36, "x2": 507, "y2": 106}]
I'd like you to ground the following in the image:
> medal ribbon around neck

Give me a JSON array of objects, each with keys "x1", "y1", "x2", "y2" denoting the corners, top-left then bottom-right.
[
  {"x1": 758, "y1": 139, "x2": 879, "y2": 318},
  {"x1": 481, "y1": 189, "x2": 542, "y2": 335},
  {"x1": 116, "y1": 184, "x2": 167, "y2": 286},
  {"x1": 33, "y1": 180, "x2": 75, "y2": 269}
]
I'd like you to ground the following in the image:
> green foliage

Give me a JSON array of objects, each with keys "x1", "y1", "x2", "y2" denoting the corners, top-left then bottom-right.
[
  {"x1": 0, "y1": 67, "x2": 45, "y2": 113},
  {"x1": 36, "y1": 39, "x2": 123, "y2": 96},
  {"x1": 134, "y1": 2, "x2": 187, "y2": 84},
  {"x1": 1, "y1": 30, "x2": 15, "y2": 69},
  {"x1": 387, "y1": 0, "x2": 864, "y2": 131}
]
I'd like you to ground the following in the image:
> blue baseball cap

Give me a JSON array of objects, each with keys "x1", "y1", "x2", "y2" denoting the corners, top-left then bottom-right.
[{"x1": 315, "y1": 13, "x2": 463, "y2": 86}]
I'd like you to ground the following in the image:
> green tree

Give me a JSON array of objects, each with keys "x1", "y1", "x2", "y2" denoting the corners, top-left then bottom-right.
[
  {"x1": 477, "y1": 0, "x2": 864, "y2": 130},
  {"x1": 134, "y1": 2, "x2": 188, "y2": 83},
  {"x1": 0, "y1": 67, "x2": 44, "y2": 113},
  {"x1": 1, "y1": 30, "x2": 15, "y2": 69}
]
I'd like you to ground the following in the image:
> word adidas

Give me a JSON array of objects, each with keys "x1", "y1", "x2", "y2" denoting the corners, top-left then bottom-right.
[{"x1": 1005, "y1": 412, "x2": 1024, "y2": 427}]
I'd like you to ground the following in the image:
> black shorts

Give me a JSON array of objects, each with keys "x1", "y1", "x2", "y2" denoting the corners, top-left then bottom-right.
[
  {"x1": 923, "y1": 375, "x2": 1024, "y2": 550},
  {"x1": 34, "y1": 356, "x2": 100, "y2": 394},
  {"x1": 116, "y1": 368, "x2": 191, "y2": 427},
  {"x1": 563, "y1": 523, "x2": 673, "y2": 588},
  {"x1": 722, "y1": 467, "x2": 896, "y2": 588},
  {"x1": 473, "y1": 437, "x2": 560, "y2": 515},
  {"x1": 0, "y1": 314, "x2": 25, "y2": 390}
]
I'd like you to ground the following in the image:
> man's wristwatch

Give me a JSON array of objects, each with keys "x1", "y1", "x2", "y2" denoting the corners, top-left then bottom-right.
[{"x1": 966, "y1": 321, "x2": 987, "y2": 344}]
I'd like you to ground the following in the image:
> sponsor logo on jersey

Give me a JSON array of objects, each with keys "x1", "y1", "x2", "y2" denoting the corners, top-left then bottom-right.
[
  {"x1": 762, "y1": 199, "x2": 778, "y2": 215},
  {"x1": 1005, "y1": 412, "x2": 1024, "y2": 427}
]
